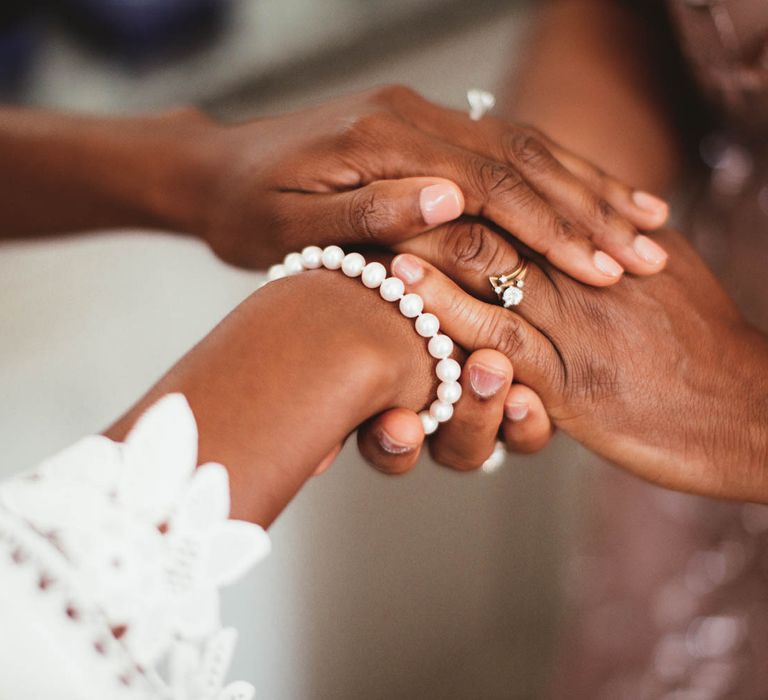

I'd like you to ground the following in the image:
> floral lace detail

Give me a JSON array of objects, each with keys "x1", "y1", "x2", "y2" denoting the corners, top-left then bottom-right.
[{"x1": 0, "y1": 394, "x2": 270, "y2": 700}]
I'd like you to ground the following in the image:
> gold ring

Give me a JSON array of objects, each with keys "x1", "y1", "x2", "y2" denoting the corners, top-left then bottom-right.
[{"x1": 489, "y1": 258, "x2": 528, "y2": 308}]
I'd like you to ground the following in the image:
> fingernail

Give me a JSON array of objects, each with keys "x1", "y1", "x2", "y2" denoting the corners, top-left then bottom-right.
[
  {"x1": 505, "y1": 402, "x2": 529, "y2": 422},
  {"x1": 377, "y1": 428, "x2": 415, "y2": 455},
  {"x1": 633, "y1": 234, "x2": 668, "y2": 266},
  {"x1": 593, "y1": 251, "x2": 623, "y2": 278},
  {"x1": 469, "y1": 364, "x2": 507, "y2": 399},
  {"x1": 632, "y1": 190, "x2": 669, "y2": 219},
  {"x1": 420, "y1": 183, "x2": 463, "y2": 225},
  {"x1": 393, "y1": 254, "x2": 423, "y2": 284}
]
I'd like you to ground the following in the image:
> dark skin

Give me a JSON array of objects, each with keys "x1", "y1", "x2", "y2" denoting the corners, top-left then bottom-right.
[
  {"x1": 0, "y1": 87, "x2": 669, "y2": 473},
  {"x1": 402, "y1": 0, "x2": 693, "y2": 465},
  {"x1": 391, "y1": 229, "x2": 768, "y2": 502},
  {"x1": 0, "y1": 92, "x2": 667, "y2": 279},
  {"x1": 103, "y1": 270, "x2": 439, "y2": 526}
]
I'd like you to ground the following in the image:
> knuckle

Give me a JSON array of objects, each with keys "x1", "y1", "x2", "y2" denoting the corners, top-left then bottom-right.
[
  {"x1": 504, "y1": 130, "x2": 552, "y2": 168},
  {"x1": 348, "y1": 189, "x2": 394, "y2": 241},
  {"x1": 584, "y1": 197, "x2": 637, "y2": 245},
  {"x1": 593, "y1": 197, "x2": 616, "y2": 226},
  {"x1": 446, "y1": 222, "x2": 500, "y2": 275},
  {"x1": 552, "y1": 217, "x2": 579, "y2": 246},
  {"x1": 516, "y1": 123, "x2": 546, "y2": 142},
  {"x1": 478, "y1": 312, "x2": 526, "y2": 359},
  {"x1": 476, "y1": 161, "x2": 531, "y2": 205}
]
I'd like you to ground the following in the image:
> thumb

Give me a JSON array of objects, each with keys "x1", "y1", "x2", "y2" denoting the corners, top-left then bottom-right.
[{"x1": 283, "y1": 177, "x2": 464, "y2": 247}]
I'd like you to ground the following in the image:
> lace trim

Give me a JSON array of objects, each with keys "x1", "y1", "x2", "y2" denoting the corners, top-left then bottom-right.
[{"x1": 0, "y1": 394, "x2": 269, "y2": 700}]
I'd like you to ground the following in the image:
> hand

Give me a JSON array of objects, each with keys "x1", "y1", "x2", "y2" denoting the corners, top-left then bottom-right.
[
  {"x1": 191, "y1": 85, "x2": 669, "y2": 285},
  {"x1": 390, "y1": 230, "x2": 768, "y2": 501},
  {"x1": 354, "y1": 352, "x2": 554, "y2": 474},
  {"x1": 104, "y1": 264, "x2": 512, "y2": 523}
]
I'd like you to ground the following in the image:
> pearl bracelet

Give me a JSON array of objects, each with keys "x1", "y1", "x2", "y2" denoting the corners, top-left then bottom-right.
[{"x1": 262, "y1": 245, "x2": 462, "y2": 435}]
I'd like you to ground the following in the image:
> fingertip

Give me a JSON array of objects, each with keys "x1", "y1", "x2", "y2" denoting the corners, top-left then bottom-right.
[
  {"x1": 465, "y1": 349, "x2": 514, "y2": 400},
  {"x1": 392, "y1": 253, "x2": 426, "y2": 284},
  {"x1": 419, "y1": 179, "x2": 464, "y2": 226},
  {"x1": 502, "y1": 384, "x2": 553, "y2": 454},
  {"x1": 631, "y1": 190, "x2": 669, "y2": 227},
  {"x1": 593, "y1": 250, "x2": 624, "y2": 281},
  {"x1": 377, "y1": 407, "x2": 426, "y2": 446},
  {"x1": 357, "y1": 409, "x2": 423, "y2": 476},
  {"x1": 632, "y1": 235, "x2": 668, "y2": 271}
]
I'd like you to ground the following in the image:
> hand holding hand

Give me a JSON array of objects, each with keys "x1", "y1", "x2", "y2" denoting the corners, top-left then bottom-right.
[
  {"x1": 192, "y1": 85, "x2": 669, "y2": 285},
  {"x1": 390, "y1": 230, "x2": 768, "y2": 501}
]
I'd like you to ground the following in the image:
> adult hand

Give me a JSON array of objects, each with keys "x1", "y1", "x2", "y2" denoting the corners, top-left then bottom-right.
[
  {"x1": 194, "y1": 85, "x2": 669, "y2": 285},
  {"x1": 389, "y1": 230, "x2": 768, "y2": 501}
]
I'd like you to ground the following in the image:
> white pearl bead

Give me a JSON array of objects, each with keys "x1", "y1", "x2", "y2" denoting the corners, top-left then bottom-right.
[
  {"x1": 419, "y1": 410, "x2": 439, "y2": 436},
  {"x1": 436, "y1": 358, "x2": 461, "y2": 383},
  {"x1": 321, "y1": 245, "x2": 345, "y2": 270},
  {"x1": 379, "y1": 277, "x2": 405, "y2": 302},
  {"x1": 415, "y1": 313, "x2": 439, "y2": 338},
  {"x1": 283, "y1": 252, "x2": 304, "y2": 275},
  {"x1": 267, "y1": 264, "x2": 286, "y2": 281},
  {"x1": 341, "y1": 252, "x2": 366, "y2": 277},
  {"x1": 430, "y1": 399, "x2": 454, "y2": 423},
  {"x1": 301, "y1": 245, "x2": 323, "y2": 269},
  {"x1": 437, "y1": 381, "x2": 462, "y2": 404},
  {"x1": 399, "y1": 293, "x2": 424, "y2": 318},
  {"x1": 361, "y1": 262, "x2": 387, "y2": 289},
  {"x1": 428, "y1": 334, "x2": 454, "y2": 359}
]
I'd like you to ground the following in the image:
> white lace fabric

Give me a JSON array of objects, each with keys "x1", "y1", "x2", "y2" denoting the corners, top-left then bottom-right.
[{"x1": 0, "y1": 394, "x2": 270, "y2": 700}]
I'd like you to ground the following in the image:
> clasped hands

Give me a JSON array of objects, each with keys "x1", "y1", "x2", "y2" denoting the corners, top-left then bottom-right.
[{"x1": 186, "y1": 85, "x2": 768, "y2": 506}]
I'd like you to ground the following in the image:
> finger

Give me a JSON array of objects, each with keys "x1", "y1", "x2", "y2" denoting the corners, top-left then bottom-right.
[
  {"x1": 429, "y1": 349, "x2": 513, "y2": 471},
  {"x1": 501, "y1": 384, "x2": 554, "y2": 454},
  {"x1": 382, "y1": 86, "x2": 669, "y2": 231},
  {"x1": 390, "y1": 253, "x2": 563, "y2": 399},
  {"x1": 280, "y1": 177, "x2": 463, "y2": 247},
  {"x1": 378, "y1": 131, "x2": 626, "y2": 286},
  {"x1": 312, "y1": 443, "x2": 343, "y2": 476},
  {"x1": 494, "y1": 132, "x2": 669, "y2": 275},
  {"x1": 395, "y1": 220, "x2": 563, "y2": 331},
  {"x1": 394, "y1": 219, "x2": 521, "y2": 301},
  {"x1": 542, "y1": 138, "x2": 670, "y2": 230},
  {"x1": 357, "y1": 407, "x2": 424, "y2": 475}
]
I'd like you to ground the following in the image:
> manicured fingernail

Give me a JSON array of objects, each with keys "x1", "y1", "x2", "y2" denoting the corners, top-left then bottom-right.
[
  {"x1": 393, "y1": 254, "x2": 423, "y2": 284},
  {"x1": 420, "y1": 183, "x2": 463, "y2": 225},
  {"x1": 594, "y1": 251, "x2": 623, "y2": 278},
  {"x1": 633, "y1": 234, "x2": 668, "y2": 266},
  {"x1": 632, "y1": 190, "x2": 669, "y2": 219},
  {"x1": 469, "y1": 364, "x2": 507, "y2": 399},
  {"x1": 377, "y1": 428, "x2": 415, "y2": 455},
  {"x1": 505, "y1": 402, "x2": 529, "y2": 422}
]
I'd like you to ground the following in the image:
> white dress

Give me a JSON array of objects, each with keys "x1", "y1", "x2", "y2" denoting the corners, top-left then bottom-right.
[{"x1": 0, "y1": 393, "x2": 270, "y2": 700}]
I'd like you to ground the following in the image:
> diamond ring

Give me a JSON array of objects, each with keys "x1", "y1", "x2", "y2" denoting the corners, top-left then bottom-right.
[
  {"x1": 489, "y1": 258, "x2": 529, "y2": 308},
  {"x1": 467, "y1": 89, "x2": 496, "y2": 121}
]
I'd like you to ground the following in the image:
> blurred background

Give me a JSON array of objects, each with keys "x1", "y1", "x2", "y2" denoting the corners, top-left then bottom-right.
[{"x1": 0, "y1": 1, "x2": 593, "y2": 697}]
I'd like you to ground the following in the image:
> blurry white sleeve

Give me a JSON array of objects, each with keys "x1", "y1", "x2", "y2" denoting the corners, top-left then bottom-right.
[{"x1": 0, "y1": 394, "x2": 270, "y2": 700}]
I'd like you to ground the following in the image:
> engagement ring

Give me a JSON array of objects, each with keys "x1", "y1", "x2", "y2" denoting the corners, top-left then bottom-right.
[{"x1": 489, "y1": 258, "x2": 529, "y2": 308}]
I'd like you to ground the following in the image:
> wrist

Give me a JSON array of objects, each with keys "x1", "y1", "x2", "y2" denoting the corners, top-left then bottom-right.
[
  {"x1": 106, "y1": 269, "x2": 434, "y2": 525},
  {"x1": 705, "y1": 324, "x2": 768, "y2": 501},
  {"x1": 741, "y1": 330, "x2": 768, "y2": 495},
  {"x1": 125, "y1": 108, "x2": 226, "y2": 237}
]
